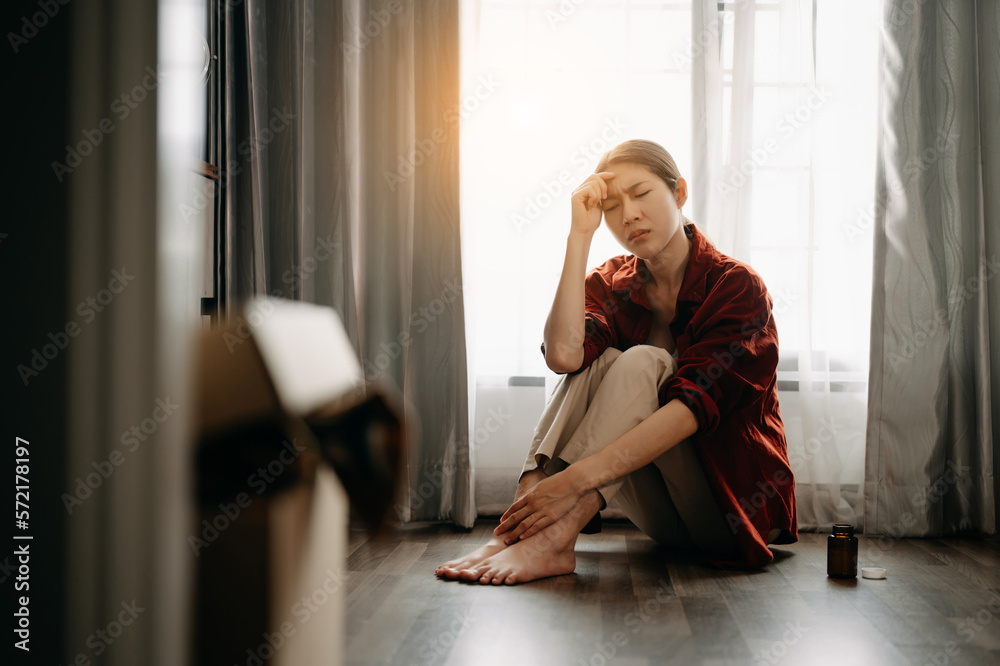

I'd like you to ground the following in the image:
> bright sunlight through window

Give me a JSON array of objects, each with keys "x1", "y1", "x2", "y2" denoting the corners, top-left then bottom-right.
[{"x1": 459, "y1": 0, "x2": 881, "y2": 511}]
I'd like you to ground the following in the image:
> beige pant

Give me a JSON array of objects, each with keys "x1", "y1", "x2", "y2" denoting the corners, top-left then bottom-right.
[{"x1": 522, "y1": 346, "x2": 737, "y2": 555}]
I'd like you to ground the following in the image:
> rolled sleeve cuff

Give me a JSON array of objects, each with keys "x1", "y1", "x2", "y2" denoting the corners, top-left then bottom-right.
[{"x1": 661, "y1": 376, "x2": 721, "y2": 435}]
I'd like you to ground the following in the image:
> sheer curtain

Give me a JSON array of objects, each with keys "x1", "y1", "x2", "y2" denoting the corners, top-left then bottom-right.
[
  {"x1": 222, "y1": 0, "x2": 474, "y2": 527},
  {"x1": 459, "y1": 0, "x2": 709, "y2": 510},
  {"x1": 461, "y1": 0, "x2": 880, "y2": 529},
  {"x1": 690, "y1": 0, "x2": 881, "y2": 530},
  {"x1": 865, "y1": 0, "x2": 999, "y2": 537}
]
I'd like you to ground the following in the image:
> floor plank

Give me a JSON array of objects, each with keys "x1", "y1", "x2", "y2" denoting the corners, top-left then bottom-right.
[{"x1": 344, "y1": 520, "x2": 1000, "y2": 666}]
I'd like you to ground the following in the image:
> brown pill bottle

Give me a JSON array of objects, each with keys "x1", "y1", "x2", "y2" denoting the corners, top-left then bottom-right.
[{"x1": 827, "y1": 523, "x2": 858, "y2": 578}]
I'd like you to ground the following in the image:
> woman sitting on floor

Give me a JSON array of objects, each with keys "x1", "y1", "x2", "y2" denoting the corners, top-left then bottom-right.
[{"x1": 437, "y1": 139, "x2": 797, "y2": 585}]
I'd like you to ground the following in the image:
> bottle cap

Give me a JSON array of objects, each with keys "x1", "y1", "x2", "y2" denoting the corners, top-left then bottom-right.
[
  {"x1": 861, "y1": 567, "x2": 886, "y2": 579},
  {"x1": 832, "y1": 523, "x2": 855, "y2": 537}
]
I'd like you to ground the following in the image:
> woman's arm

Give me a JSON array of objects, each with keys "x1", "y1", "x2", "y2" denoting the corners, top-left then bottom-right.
[
  {"x1": 543, "y1": 172, "x2": 616, "y2": 373},
  {"x1": 496, "y1": 398, "x2": 698, "y2": 543},
  {"x1": 570, "y1": 398, "x2": 698, "y2": 494},
  {"x1": 542, "y1": 233, "x2": 592, "y2": 372}
]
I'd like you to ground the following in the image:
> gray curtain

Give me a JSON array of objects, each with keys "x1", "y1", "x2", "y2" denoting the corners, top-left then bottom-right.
[
  {"x1": 865, "y1": 0, "x2": 999, "y2": 536},
  {"x1": 222, "y1": 0, "x2": 474, "y2": 527},
  {"x1": 221, "y1": 0, "x2": 358, "y2": 325}
]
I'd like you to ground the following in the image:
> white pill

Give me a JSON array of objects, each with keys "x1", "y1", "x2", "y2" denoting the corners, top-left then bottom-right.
[{"x1": 861, "y1": 567, "x2": 886, "y2": 579}]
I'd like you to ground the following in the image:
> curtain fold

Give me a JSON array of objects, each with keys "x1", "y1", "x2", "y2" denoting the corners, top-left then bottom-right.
[
  {"x1": 356, "y1": 0, "x2": 474, "y2": 526},
  {"x1": 222, "y1": 0, "x2": 474, "y2": 527},
  {"x1": 689, "y1": 1, "x2": 723, "y2": 239},
  {"x1": 865, "y1": 0, "x2": 998, "y2": 536},
  {"x1": 717, "y1": 0, "x2": 755, "y2": 261}
]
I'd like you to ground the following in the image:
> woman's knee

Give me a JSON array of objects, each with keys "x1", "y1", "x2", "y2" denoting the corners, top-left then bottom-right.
[
  {"x1": 608, "y1": 345, "x2": 675, "y2": 378},
  {"x1": 578, "y1": 347, "x2": 623, "y2": 377},
  {"x1": 596, "y1": 347, "x2": 623, "y2": 364}
]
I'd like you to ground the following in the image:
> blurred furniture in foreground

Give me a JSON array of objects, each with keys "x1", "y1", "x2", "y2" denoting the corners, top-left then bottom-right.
[{"x1": 192, "y1": 299, "x2": 403, "y2": 666}]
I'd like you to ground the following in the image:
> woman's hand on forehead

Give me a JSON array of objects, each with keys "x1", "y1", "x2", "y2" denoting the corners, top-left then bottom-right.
[{"x1": 569, "y1": 171, "x2": 616, "y2": 236}]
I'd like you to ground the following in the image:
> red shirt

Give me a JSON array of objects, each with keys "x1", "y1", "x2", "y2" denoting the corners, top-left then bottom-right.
[{"x1": 555, "y1": 223, "x2": 797, "y2": 567}]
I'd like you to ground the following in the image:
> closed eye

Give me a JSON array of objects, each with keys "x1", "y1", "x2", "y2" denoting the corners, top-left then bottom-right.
[{"x1": 604, "y1": 190, "x2": 649, "y2": 211}]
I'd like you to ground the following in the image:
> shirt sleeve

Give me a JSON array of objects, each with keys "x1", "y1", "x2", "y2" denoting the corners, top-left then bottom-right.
[
  {"x1": 540, "y1": 268, "x2": 618, "y2": 374},
  {"x1": 660, "y1": 269, "x2": 778, "y2": 435}
]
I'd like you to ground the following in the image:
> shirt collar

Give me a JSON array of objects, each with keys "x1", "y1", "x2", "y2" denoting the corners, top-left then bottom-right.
[{"x1": 610, "y1": 223, "x2": 712, "y2": 307}]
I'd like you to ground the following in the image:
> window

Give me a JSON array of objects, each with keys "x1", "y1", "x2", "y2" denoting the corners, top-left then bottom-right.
[
  {"x1": 461, "y1": 0, "x2": 701, "y2": 379},
  {"x1": 460, "y1": 0, "x2": 881, "y2": 525}
]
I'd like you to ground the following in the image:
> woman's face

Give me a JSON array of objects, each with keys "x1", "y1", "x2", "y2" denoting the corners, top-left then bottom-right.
[{"x1": 600, "y1": 161, "x2": 687, "y2": 259}]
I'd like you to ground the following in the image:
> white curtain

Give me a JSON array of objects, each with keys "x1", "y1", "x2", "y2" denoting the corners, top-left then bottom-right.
[
  {"x1": 690, "y1": 0, "x2": 881, "y2": 531},
  {"x1": 461, "y1": 0, "x2": 881, "y2": 530}
]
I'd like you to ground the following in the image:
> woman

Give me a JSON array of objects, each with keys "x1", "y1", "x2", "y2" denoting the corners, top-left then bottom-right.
[{"x1": 437, "y1": 139, "x2": 797, "y2": 585}]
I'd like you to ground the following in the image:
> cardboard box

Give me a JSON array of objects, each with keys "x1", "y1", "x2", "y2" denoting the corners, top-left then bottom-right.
[{"x1": 192, "y1": 299, "x2": 402, "y2": 666}]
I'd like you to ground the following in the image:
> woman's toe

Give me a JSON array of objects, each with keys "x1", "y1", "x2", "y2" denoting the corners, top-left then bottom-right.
[{"x1": 459, "y1": 565, "x2": 482, "y2": 581}]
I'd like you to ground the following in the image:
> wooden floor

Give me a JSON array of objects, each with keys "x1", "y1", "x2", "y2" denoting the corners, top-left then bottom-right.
[{"x1": 344, "y1": 519, "x2": 1000, "y2": 666}]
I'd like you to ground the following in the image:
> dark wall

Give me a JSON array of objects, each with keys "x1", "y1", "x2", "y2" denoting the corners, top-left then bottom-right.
[{"x1": 2, "y1": 1, "x2": 71, "y2": 663}]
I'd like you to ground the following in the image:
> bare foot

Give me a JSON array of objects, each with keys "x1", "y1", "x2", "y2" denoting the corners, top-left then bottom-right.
[
  {"x1": 463, "y1": 486, "x2": 603, "y2": 585},
  {"x1": 463, "y1": 528, "x2": 576, "y2": 585},
  {"x1": 436, "y1": 468, "x2": 548, "y2": 580},
  {"x1": 435, "y1": 534, "x2": 509, "y2": 580}
]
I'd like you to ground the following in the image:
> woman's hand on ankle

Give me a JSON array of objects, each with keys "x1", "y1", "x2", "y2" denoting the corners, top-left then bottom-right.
[{"x1": 494, "y1": 469, "x2": 585, "y2": 544}]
